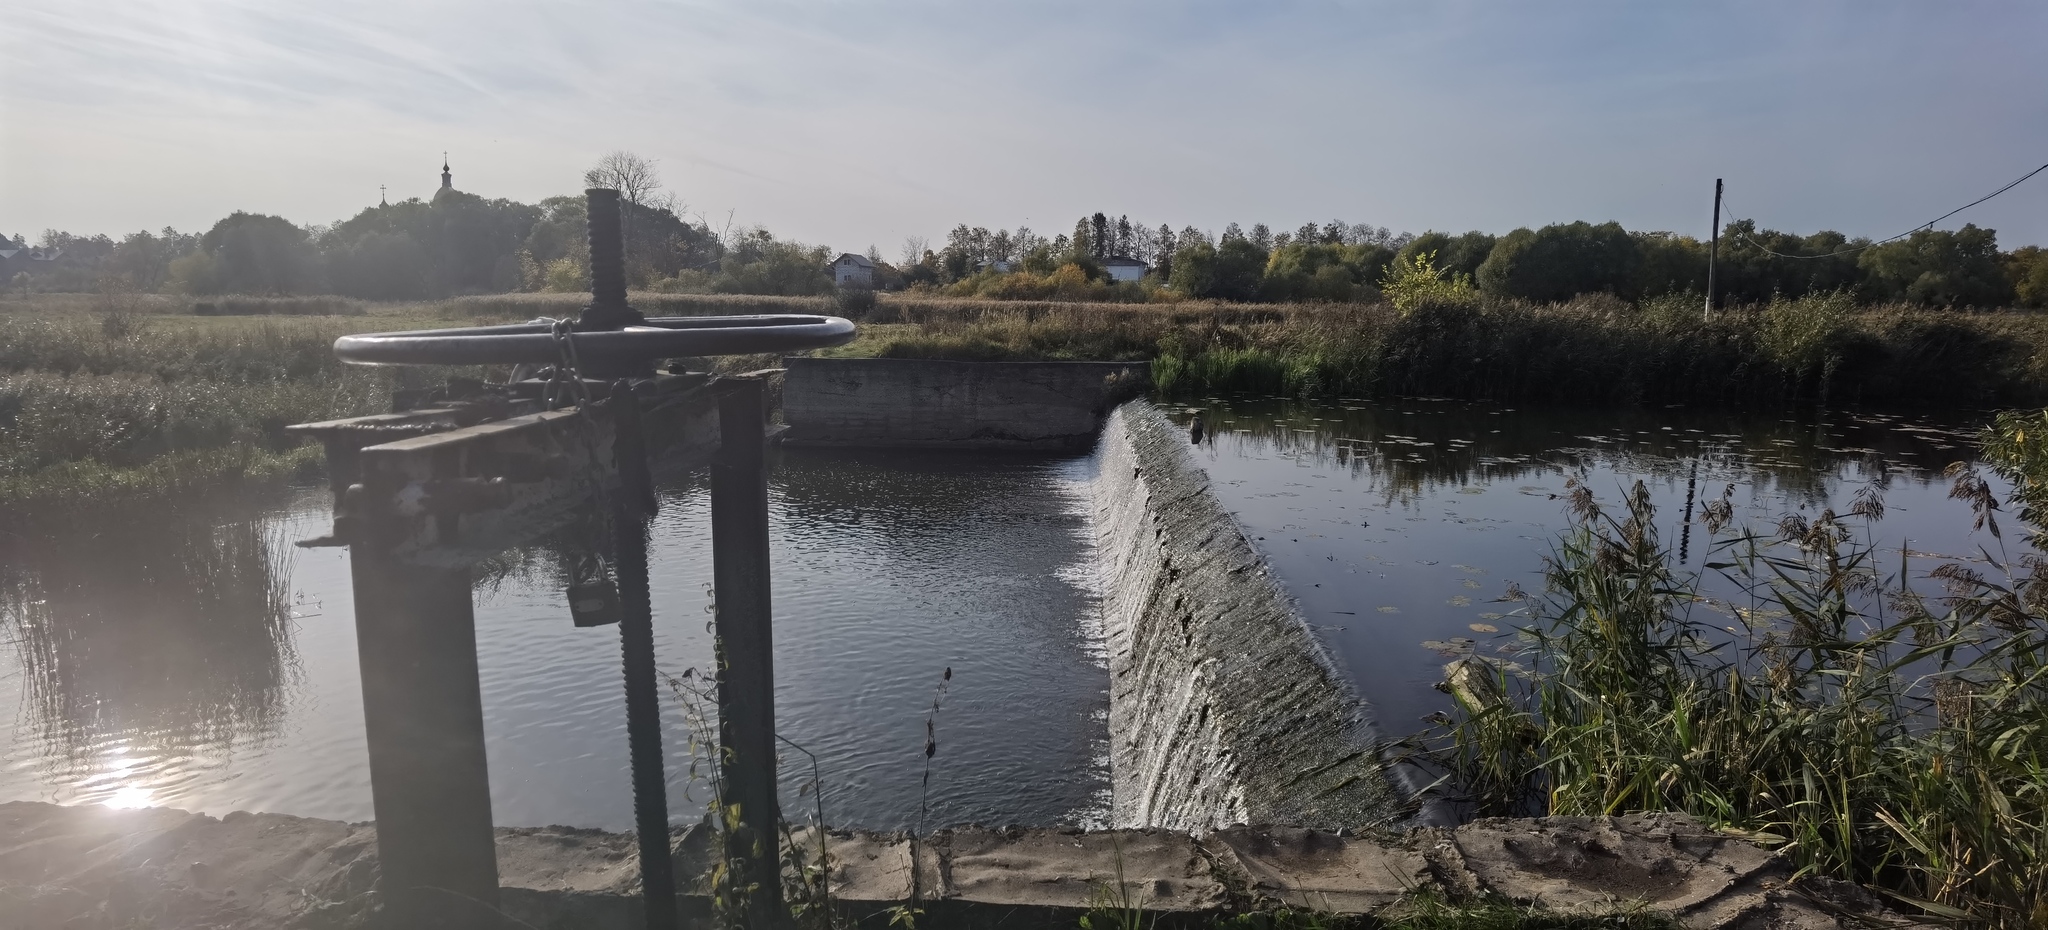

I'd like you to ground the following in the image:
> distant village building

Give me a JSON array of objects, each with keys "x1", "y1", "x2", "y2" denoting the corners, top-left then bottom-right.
[
  {"x1": 829, "y1": 252, "x2": 874, "y2": 287},
  {"x1": 0, "y1": 238, "x2": 68, "y2": 278},
  {"x1": 982, "y1": 259, "x2": 1017, "y2": 273},
  {"x1": 1103, "y1": 256, "x2": 1149, "y2": 283}
]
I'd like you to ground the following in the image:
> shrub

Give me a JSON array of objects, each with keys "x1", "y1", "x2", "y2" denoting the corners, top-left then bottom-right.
[
  {"x1": 832, "y1": 285, "x2": 878, "y2": 319},
  {"x1": 543, "y1": 256, "x2": 588, "y2": 293},
  {"x1": 1759, "y1": 289, "x2": 1854, "y2": 393},
  {"x1": 1379, "y1": 250, "x2": 1477, "y2": 315}
]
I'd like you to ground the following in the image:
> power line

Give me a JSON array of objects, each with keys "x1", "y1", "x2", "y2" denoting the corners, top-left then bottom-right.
[{"x1": 1722, "y1": 159, "x2": 2048, "y2": 260}]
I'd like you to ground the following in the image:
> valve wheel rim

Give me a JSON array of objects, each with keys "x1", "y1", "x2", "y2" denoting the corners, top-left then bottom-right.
[{"x1": 333, "y1": 314, "x2": 858, "y2": 366}]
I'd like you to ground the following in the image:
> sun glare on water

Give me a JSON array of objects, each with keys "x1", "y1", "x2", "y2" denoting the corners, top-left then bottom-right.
[
  {"x1": 79, "y1": 745, "x2": 160, "y2": 810},
  {"x1": 102, "y1": 784, "x2": 154, "y2": 809}
]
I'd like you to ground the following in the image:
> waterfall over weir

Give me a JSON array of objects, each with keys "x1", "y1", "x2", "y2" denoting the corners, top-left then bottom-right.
[{"x1": 1091, "y1": 401, "x2": 1402, "y2": 830}]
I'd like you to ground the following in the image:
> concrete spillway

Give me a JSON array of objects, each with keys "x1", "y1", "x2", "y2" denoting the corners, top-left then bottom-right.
[{"x1": 1093, "y1": 401, "x2": 1402, "y2": 830}]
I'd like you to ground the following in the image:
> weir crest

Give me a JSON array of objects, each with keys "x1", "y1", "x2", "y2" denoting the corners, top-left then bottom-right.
[{"x1": 1090, "y1": 400, "x2": 1402, "y2": 830}]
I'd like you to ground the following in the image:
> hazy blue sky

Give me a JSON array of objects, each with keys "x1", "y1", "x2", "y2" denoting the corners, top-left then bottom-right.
[{"x1": 6, "y1": 1, "x2": 2046, "y2": 251}]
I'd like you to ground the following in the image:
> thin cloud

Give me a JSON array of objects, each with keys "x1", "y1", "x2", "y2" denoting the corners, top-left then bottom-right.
[{"x1": 4, "y1": 1, "x2": 2044, "y2": 250}]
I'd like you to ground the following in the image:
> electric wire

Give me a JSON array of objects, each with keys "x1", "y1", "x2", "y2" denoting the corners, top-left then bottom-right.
[{"x1": 1720, "y1": 159, "x2": 2048, "y2": 260}]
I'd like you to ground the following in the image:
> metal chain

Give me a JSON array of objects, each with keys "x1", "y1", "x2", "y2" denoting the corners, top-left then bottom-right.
[{"x1": 537, "y1": 318, "x2": 620, "y2": 571}]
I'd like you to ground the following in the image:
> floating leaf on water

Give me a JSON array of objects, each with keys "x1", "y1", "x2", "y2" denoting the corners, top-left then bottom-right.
[
  {"x1": 1469, "y1": 622, "x2": 1499, "y2": 633},
  {"x1": 1420, "y1": 639, "x2": 1474, "y2": 657},
  {"x1": 1377, "y1": 606, "x2": 1401, "y2": 613},
  {"x1": 1478, "y1": 612, "x2": 1505, "y2": 620},
  {"x1": 1449, "y1": 596, "x2": 1472, "y2": 607},
  {"x1": 1457, "y1": 487, "x2": 1486, "y2": 495}
]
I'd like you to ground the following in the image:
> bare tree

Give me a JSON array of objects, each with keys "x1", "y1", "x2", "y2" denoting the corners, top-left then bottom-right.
[
  {"x1": 900, "y1": 236, "x2": 929, "y2": 269},
  {"x1": 584, "y1": 151, "x2": 663, "y2": 205}
]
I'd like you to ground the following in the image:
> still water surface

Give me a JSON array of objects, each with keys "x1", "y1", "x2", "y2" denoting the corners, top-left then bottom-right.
[
  {"x1": 1168, "y1": 397, "x2": 2015, "y2": 736},
  {"x1": 0, "y1": 400, "x2": 2016, "y2": 830},
  {"x1": 0, "y1": 448, "x2": 1108, "y2": 831}
]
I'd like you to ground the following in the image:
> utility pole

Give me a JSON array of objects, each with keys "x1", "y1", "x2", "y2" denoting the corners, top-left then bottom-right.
[{"x1": 1705, "y1": 178, "x2": 1722, "y2": 322}]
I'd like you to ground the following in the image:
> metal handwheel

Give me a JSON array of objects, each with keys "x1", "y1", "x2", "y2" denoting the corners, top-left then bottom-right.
[{"x1": 333, "y1": 314, "x2": 856, "y2": 367}]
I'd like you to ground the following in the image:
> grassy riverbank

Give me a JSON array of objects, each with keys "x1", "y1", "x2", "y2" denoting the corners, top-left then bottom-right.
[
  {"x1": 6, "y1": 290, "x2": 2048, "y2": 505},
  {"x1": 842, "y1": 291, "x2": 2048, "y2": 409},
  {"x1": 1427, "y1": 474, "x2": 2047, "y2": 927},
  {"x1": 0, "y1": 312, "x2": 384, "y2": 506},
  {"x1": 0, "y1": 291, "x2": 846, "y2": 506}
]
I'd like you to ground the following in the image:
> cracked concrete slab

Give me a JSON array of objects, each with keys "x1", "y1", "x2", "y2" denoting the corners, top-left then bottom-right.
[
  {"x1": 935, "y1": 827, "x2": 1226, "y2": 912},
  {"x1": 1433, "y1": 814, "x2": 1919, "y2": 929},
  {"x1": 1203, "y1": 826, "x2": 1429, "y2": 913},
  {"x1": 1448, "y1": 814, "x2": 1777, "y2": 912}
]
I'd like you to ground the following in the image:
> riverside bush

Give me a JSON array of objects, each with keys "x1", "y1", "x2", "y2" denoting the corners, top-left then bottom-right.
[
  {"x1": 1379, "y1": 250, "x2": 1478, "y2": 315},
  {"x1": 1424, "y1": 478, "x2": 2047, "y2": 927}
]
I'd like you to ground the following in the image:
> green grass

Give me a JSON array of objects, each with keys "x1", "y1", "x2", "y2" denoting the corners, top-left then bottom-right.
[
  {"x1": 824, "y1": 291, "x2": 2048, "y2": 408},
  {"x1": 1423, "y1": 474, "x2": 2048, "y2": 928}
]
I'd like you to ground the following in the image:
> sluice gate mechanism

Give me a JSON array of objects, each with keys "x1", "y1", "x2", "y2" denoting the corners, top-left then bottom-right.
[{"x1": 288, "y1": 188, "x2": 856, "y2": 930}]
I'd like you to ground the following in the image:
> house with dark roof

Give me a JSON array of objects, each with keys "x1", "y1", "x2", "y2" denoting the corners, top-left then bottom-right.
[
  {"x1": 829, "y1": 252, "x2": 874, "y2": 287},
  {"x1": 0, "y1": 243, "x2": 68, "y2": 279}
]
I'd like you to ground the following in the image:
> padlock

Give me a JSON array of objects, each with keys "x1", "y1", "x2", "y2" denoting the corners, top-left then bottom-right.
[{"x1": 568, "y1": 577, "x2": 621, "y2": 627}]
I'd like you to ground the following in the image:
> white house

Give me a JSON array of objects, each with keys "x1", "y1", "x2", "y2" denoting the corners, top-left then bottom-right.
[
  {"x1": 830, "y1": 253, "x2": 874, "y2": 287},
  {"x1": 982, "y1": 259, "x2": 1017, "y2": 274},
  {"x1": 1103, "y1": 256, "x2": 1150, "y2": 283}
]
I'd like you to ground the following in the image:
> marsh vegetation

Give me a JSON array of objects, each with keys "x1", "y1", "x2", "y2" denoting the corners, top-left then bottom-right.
[
  {"x1": 8, "y1": 287, "x2": 2048, "y2": 504},
  {"x1": 1422, "y1": 463, "x2": 2047, "y2": 926}
]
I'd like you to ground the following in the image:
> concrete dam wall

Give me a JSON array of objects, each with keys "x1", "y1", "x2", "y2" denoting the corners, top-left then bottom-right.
[
  {"x1": 1093, "y1": 401, "x2": 1401, "y2": 830},
  {"x1": 781, "y1": 357, "x2": 1147, "y2": 448}
]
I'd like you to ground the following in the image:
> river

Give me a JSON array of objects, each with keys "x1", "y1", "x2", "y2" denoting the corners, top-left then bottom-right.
[
  {"x1": 0, "y1": 398, "x2": 2014, "y2": 830},
  {"x1": 0, "y1": 448, "x2": 1109, "y2": 832}
]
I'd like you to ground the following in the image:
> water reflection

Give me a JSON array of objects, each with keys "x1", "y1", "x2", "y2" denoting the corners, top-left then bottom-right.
[
  {"x1": 765, "y1": 448, "x2": 1109, "y2": 830},
  {"x1": 1184, "y1": 399, "x2": 1975, "y2": 509},
  {"x1": 1170, "y1": 396, "x2": 2007, "y2": 735},
  {"x1": 0, "y1": 496, "x2": 300, "y2": 808},
  {"x1": 0, "y1": 448, "x2": 1112, "y2": 831}
]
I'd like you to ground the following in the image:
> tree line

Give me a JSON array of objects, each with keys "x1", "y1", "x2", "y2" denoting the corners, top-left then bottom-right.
[
  {"x1": 9, "y1": 152, "x2": 2047, "y2": 308},
  {"x1": 3, "y1": 153, "x2": 831, "y2": 300},
  {"x1": 902, "y1": 213, "x2": 2047, "y2": 308}
]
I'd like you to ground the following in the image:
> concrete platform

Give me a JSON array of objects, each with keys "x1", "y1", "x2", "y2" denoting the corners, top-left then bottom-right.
[{"x1": 0, "y1": 802, "x2": 1902, "y2": 929}]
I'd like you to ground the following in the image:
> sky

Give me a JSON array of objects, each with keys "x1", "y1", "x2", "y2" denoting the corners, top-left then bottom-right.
[{"x1": 5, "y1": 1, "x2": 2046, "y2": 254}]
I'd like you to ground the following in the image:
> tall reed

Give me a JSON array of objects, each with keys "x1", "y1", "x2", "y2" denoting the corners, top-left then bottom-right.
[
  {"x1": 1427, "y1": 475, "x2": 2046, "y2": 927},
  {"x1": 0, "y1": 314, "x2": 394, "y2": 505},
  {"x1": 842, "y1": 293, "x2": 2048, "y2": 409}
]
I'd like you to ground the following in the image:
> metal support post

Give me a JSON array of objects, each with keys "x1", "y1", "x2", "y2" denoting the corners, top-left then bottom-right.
[
  {"x1": 711, "y1": 378, "x2": 785, "y2": 926},
  {"x1": 611, "y1": 382, "x2": 678, "y2": 929},
  {"x1": 1705, "y1": 177, "x2": 1722, "y2": 321},
  {"x1": 348, "y1": 551, "x2": 501, "y2": 929}
]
